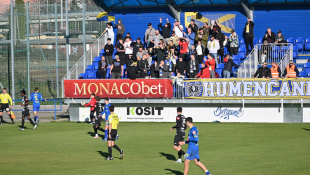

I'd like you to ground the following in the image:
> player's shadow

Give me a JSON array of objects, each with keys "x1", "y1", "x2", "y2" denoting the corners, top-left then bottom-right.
[
  {"x1": 87, "y1": 132, "x2": 95, "y2": 137},
  {"x1": 18, "y1": 125, "x2": 29, "y2": 129},
  {"x1": 97, "y1": 151, "x2": 109, "y2": 158},
  {"x1": 164, "y1": 168, "x2": 183, "y2": 175},
  {"x1": 302, "y1": 128, "x2": 310, "y2": 131},
  {"x1": 159, "y1": 152, "x2": 176, "y2": 161}
]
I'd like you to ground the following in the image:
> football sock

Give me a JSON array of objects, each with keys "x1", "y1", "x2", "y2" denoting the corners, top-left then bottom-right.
[
  {"x1": 178, "y1": 149, "x2": 185, "y2": 158},
  {"x1": 105, "y1": 129, "x2": 108, "y2": 138},
  {"x1": 113, "y1": 145, "x2": 122, "y2": 153},
  {"x1": 178, "y1": 152, "x2": 182, "y2": 159},
  {"x1": 9, "y1": 114, "x2": 13, "y2": 122},
  {"x1": 22, "y1": 119, "x2": 25, "y2": 128},
  {"x1": 0, "y1": 115, "x2": 3, "y2": 122},
  {"x1": 98, "y1": 127, "x2": 104, "y2": 132},
  {"x1": 94, "y1": 127, "x2": 98, "y2": 134},
  {"x1": 34, "y1": 116, "x2": 38, "y2": 122},
  {"x1": 108, "y1": 147, "x2": 112, "y2": 157},
  {"x1": 29, "y1": 118, "x2": 35, "y2": 125}
]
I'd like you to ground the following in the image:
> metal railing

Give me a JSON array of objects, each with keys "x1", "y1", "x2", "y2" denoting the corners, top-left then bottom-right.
[{"x1": 238, "y1": 43, "x2": 293, "y2": 78}]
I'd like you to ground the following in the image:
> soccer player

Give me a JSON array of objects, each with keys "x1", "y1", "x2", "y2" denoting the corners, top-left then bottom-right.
[
  {"x1": 93, "y1": 96, "x2": 105, "y2": 138},
  {"x1": 0, "y1": 88, "x2": 14, "y2": 125},
  {"x1": 99, "y1": 97, "x2": 111, "y2": 141},
  {"x1": 29, "y1": 87, "x2": 47, "y2": 125},
  {"x1": 106, "y1": 105, "x2": 124, "y2": 160},
  {"x1": 83, "y1": 93, "x2": 96, "y2": 124},
  {"x1": 18, "y1": 90, "x2": 37, "y2": 130},
  {"x1": 179, "y1": 117, "x2": 211, "y2": 175},
  {"x1": 170, "y1": 107, "x2": 187, "y2": 163}
]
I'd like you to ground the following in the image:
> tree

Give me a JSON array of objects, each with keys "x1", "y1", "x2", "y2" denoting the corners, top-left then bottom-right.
[{"x1": 8, "y1": 0, "x2": 26, "y2": 40}]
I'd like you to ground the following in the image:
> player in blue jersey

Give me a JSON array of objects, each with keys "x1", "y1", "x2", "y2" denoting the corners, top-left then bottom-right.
[
  {"x1": 179, "y1": 117, "x2": 211, "y2": 175},
  {"x1": 29, "y1": 87, "x2": 47, "y2": 125},
  {"x1": 99, "y1": 97, "x2": 112, "y2": 141}
]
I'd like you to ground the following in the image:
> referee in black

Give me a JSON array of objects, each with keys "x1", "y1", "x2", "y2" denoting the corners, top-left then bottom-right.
[
  {"x1": 170, "y1": 107, "x2": 187, "y2": 163},
  {"x1": 18, "y1": 90, "x2": 36, "y2": 130}
]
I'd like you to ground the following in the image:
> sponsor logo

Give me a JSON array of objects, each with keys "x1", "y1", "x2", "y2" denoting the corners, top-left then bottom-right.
[
  {"x1": 214, "y1": 106, "x2": 244, "y2": 120},
  {"x1": 126, "y1": 107, "x2": 164, "y2": 116},
  {"x1": 185, "y1": 82, "x2": 203, "y2": 97}
]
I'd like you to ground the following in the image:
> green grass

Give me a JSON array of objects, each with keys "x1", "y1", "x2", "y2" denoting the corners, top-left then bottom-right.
[{"x1": 1, "y1": 122, "x2": 310, "y2": 175}]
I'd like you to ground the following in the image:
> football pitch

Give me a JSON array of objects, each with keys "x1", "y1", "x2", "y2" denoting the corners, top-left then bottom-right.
[{"x1": 1, "y1": 122, "x2": 310, "y2": 175}]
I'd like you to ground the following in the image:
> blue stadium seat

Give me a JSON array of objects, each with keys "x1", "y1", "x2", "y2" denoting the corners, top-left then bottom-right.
[
  {"x1": 224, "y1": 47, "x2": 228, "y2": 55},
  {"x1": 86, "y1": 65, "x2": 94, "y2": 70},
  {"x1": 106, "y1": 67, "x2": 111, "y2": 78},
  {"x1": 79, "y1": 73, "x2": 86, "y2": 79},
  {"x1": 94, "y1": 57, "x2": 101, "y2": 62},
  {"x1": 253, "y1": 38, "x2": 258, "y2": 44},
  {"x1": 92, "y1": 61, "x2": 99, "y2": 67},
  {"x1": 239, "y1": 38, "x2": 245, "y2": 48},
  {"x1": 233, "y1": 55, "x2": 240, "y2": 62},
  {"x1": 257, "y1": 38, "x2": 263, "y2": 44},
  {"x1": 217, "y1": 63, "x2": 225, "y2": 69},
  {"x1": 87, "y1": 72, "x2": 96, "y2": 79},
  {"x1": 100, "y1": 49, "x2": 105, "y2": 54},
  {"x1": 295, "y1": 37, "x2": 304, "y2": 53},
  {"x1": 94, "y1": 65, "x2": 98, "y2": 71},
  {"x1": 238, "y1": 46, "x2": 246, "y2": 59},
  {"x1": 299, "y1": 71, "x2": 306, "y2": 78},
  {"x1": 215, "y1": 68, "x2": 223, "y2": 78},
  {"x1": 304, "y1": 63, "x2": 310, "y2": 68},
  {"x1": 286, "y1": 37, "x2": 294, "y2": 44},
  {"x1": 305, "y1": 37, "x2": 310, "y2": 54},
  {"x1": 293, "y1": 46, "x2": 298, "y2": 59}
]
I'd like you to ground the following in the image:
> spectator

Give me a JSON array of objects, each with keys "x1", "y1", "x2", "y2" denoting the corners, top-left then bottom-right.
[
  {"x1": 126, "y1": 32, "x2": 132, "y2": 40},
  {"x1": 146, "y1": 52, "x2": 153, "y2": 67},
  {"x1": 168, "y1": 40, "x2": 176, "y2": 51},
  {"x1": 243, "y1": 18, "x2": 255, "y2": 55},
  {"x1": 270, "y1": 61, "x2": 281, "y2": 79},
  {"x1": 222, "y1": 55, "x2": 238, "y2": 78},
  {"x1": 104, "y1": 38, "x2": 114, "y2": 65},
  {"x1": 282, "y1": 60, "x2": 299, "y2": 78},
  {"x1": 195, "y1": 63, "x2": 210, "y2": 79},
  {"x1": 136, "y1": 47, "x2": 145, "y2": 61},
  {"x1": 172, "y1": 72, "x2": 185, "y2": 98},
  {"x1": 102, "y1": 22, "x2": 115, "y2": 45},
  {"x1": 228, "y1": 29, "x2": 239, "y2": 56},
  {"x1": 207, "y1": 35, "x2": 220, "y2": 66},
  {"x1": 167, "y1": 47, "x2": 177, "y2": 70},
  {"x1": 205, "y1": 54, "x2": 216, "y2": 78},
  {"x1": 189, "y1": 45, "x2": 197, "y2": 58},
  {"x1": 196, "y1": 40, "x2": 205, "y2": 64},
  {"x1": 114, "y1": 19, "x2": 125, "y2": 46},
  {"x1": 150, "y1": 61, "x2": 159, "y2": 78},
  {"x1": 178, "y1": 37, "x2": 189, "y2": 60},
  {"x1": 159, "y1": 18, "x2": 171, "y2": 44},
  {"x1": 154, "y1": 42, "x2": 166, "y2": 62},
  {"x1": 253, "y1": 62, "x2": 271, "y2": 78},
  {"x1": 155, "y1": 60, "x2": 170, "y2": 78},
  {"x1": 98, "y1": 56, "x2": 108, "y2": 79},
  {"x1": 188, "y1": 19, "x2": 198, "y2": 34},
  {"x1": 173, "y1": 20, "x2": 184, "y2": 38},
  {"x1": 215, "y1": 28, "x2": 225, "y2": 62},
  {"x1": 262, "y1": 28, "x2": 276, "y2": 43},
  {"x1": 132, "y1": 37, "x2": 144, "y2": 56},
  {"x1": 165, "y1": 55, "x2": 174, "y2": 78},
  {"x1": 139, "y1": 54, "x2": 150, "y2": 78},
  {"x1": 175, "y1": 57, "x2": 187, "y2": 76},
  {"x1": 154, "y1": 30, "x2": 164, "y2": 47},
  {"x1": 110, "y1": 55, "x2": 123, "y2": 79},
  {"x1": 184, "y1": 27, "x2": 195, "y2": 50},
  {"x1": 195, "y1": 28, "x2": 208, "y2": 49},
  {"x1": 169, "y1": 31, "x2": 179, "y2": 46},
  {"x1": 145, "y1": 23, "x2": 155, "y2": 48},
  {"x1": 126, "y1": 63, "x2": 139, "y2": 80},
  {"x1": 124, "y1": 37, "x2": 133, "y2": 65},
  {"x1": 187, "y1": 54, "x2": 199, "y2": 78},
  {"x1": 275, "y1": 30, "x2": 285, "y2": 44},
  {"x1": 116, "y1": 38, "x2": 125, "y2": 65},
  {"x1": 260, "y1": 40, "x2": 271, "y2": 63},
  {"x1": 211, "y1": 20, "x2": 221, "y2": 36},
  {"x1": 202, "y1": 22, "x2": 210, "y2": 40}
]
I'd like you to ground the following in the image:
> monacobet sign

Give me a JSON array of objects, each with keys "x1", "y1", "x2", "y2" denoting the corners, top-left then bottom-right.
[
  {"x1": 64, "y1": 79, "x2": 173, "y2": 98},
  {"x1": 184, "y1": 78, "x2": 310, "y2": 99}
]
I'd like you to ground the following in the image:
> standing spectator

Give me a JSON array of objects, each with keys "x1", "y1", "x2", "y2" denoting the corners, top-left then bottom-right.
[
  {"x1": 146, "y1": 52, "x2": 153, "y2": 67},
  {"x1": 270, "y1": 61, "x2": 281, "y2": 79},
  {"x1": 126, "y1": 32, "x2": 132, "y2": 40},
  {"x1": 282, "y1": 60, "x2": 299, "y2": 78},
  {"x1": 207, "y1": 35, "x2": 220, "y2": 66},
  {"x1": 154, "y1": 42, "x2": 166, "y2": 63},
  {"x1": 184, "y1": 28, "x2": 195, "y2": 50},
  {"x1": 98, "y1": 56, "x2": 108, "y2": 79},
  {"x1": 260, "y1": 40, "x2": 271, "y2": 63},
  {"x1": 195, "y1": 28, "x2": 208, "y2": 49},
  {"x1": 196, "y1": 40, "x2": 205, "y2": 64},
  {"x1": 169, "y1": 31, "x2": 179, "y2": 46},
  {"x1": 159, "y1": 18, "x2": 171, "y2": 44},
  {"x1": 124, "y1": 37, "x2": 133, "y2": 65},
  {"x1": 275, "y1": 30, "x2": 285, "y2": 44},
  {"x1": 145, "y1": 23, "x2": 155, "y2": 48},
  {"x1": 110, "y1": 55, "x2": 123, "y2": 79},
  {"x1": 154, "y1": 30, "x2": 164, "y2": 47},
  {"x1": 175, "y1": 57, "x2": 187, "y2": 76},
  {"x1": 150, "y1": 61, "x2": 159, "y2": 78},
  {"x1": 136, "y1": 47, "x2": 146, "y2": 61},
  {"x1": 178, "y1": 37, "x2": 189, "y2": 60},
  {"x1": 253, "y1": 62, "x2": 271, "y2": 78},
  {"x1": 102, "y1": 22, "x2": 115, "y2": 45},
  {"x1": 202, "y1": 22, "x2": 210, "y2": 40},
  {"x1": 262, "y1": 28, "x2": 276, "y2": 43},
  {"x1": 104, "y1": 38, "x2": 114, "y2": 65},
  {"x1": 187, "y1": 54, "x2": 199, "y2": 78},
  {"x1": 243, "y1": 18, "x2": 255, "y2": 55},
  {"x1": 205, "y1": 54, "x2": 216, "y2": 78},
  {"x1": 155, "y1": 60, "x2": 170, "y2": 78},
  {"x1": 187, "y1": 19, "x2": 198, "y2": 34},
  {"x1": 211, "y1": 20, "x2": 221, "y2": 36},
  {"x1": 127, "y1": 64, "x2": 139, "y2": 80},
  {"x1": 173, "y1": 20, "x2": 184, "y2": 38},
  {"x1": 114, "y1": 19, "x2": 125, "y2": 46},
  {"x1": 132, "y1": 38, "x2": 144, "y2": 56},
  {"x1": 222, "y1": 55, "x2": 238, "y2": 78},
  {"x1": 195, "y1": 63, "x2": 210, "y2": 79},
  {"x1": 172, "y1": 73, "x2": 185, "y2": 98},
  {"x1": 139, "y1": 54, "x2": 150, "y2": 78},
  {"x1": 116, "y1": 38, "x2": 125, "y2": 65},
  {"x1": 215, "y1": 28, "x2": 225, "y2": 62},
  {"x1": 167, "y1": 47, "x2": 177, "y2": 71},
  {"x1": 228, "y1": 29, "x2": 239, "y2": 56},
  {"x1": 165, "y1": 56, "x2": 174, "y2": 78},
  {"x1": 189, "y1": 45, "x2": 197, "y2": 58}
]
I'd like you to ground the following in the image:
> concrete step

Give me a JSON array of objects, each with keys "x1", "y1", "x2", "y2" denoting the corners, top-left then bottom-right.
[{"x1": 296, "y1": 55, "x2": 310, "y2": 64}]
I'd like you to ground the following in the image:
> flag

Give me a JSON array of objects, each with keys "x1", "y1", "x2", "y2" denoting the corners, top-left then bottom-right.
[
  {"x1": 96, "y1": 12, "x2": 115, "y2": 22},
  {"x1": 11, "y1": 111, "x2": 16, "y2": 119}
]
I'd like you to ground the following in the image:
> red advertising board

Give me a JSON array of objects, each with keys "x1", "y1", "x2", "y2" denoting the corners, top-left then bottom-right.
[{"x1": 64, "y1": 79, "x2": 173, "y2": 98}]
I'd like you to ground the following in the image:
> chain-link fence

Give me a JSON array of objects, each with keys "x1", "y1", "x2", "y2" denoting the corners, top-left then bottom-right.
[{"x1": 0, "y1": 1, "x2": 105, "y2": 101}]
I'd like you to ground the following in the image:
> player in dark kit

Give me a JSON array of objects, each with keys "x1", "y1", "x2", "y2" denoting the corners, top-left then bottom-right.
[
  {"x1": 18, "y1": 90, "x2": 37, "y2": 131},
  {"x1": 93, "y1": 96, "x2": 105, "y2": 138},
  {"x1": 170, "y1": 107, "x2": 187, "y2": 163}
]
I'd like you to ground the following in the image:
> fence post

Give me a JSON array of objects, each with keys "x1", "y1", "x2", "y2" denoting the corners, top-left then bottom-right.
[
  {"x1": 83, "y1": 3, "x2": 86, "y2": 71},
  {"x1": 26, "y1": 2, "x2": 30, "y2": 96},
  {"x1": 10, "y1": 0, "x2": 15, "y2": 104},
  {"x1": 54, "y1": 100, "x2": 57, "y2": 120},
  {"x1": 254, "y1": 45, "x2": 258, "y2": 77},
  {"x1": 65, "y1": 0, "x2": 70, "y2": 79},
  {"x1": 55, "y1": 3, "x2": 59, "y2": 98}
]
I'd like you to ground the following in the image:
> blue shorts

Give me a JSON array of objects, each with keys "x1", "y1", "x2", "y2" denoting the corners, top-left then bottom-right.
[
  {"x1": 33, "y1": 105, "x2": 40, "y2": 112},
  {"x1": 185, "y1": 148, "x2": 200, "y2": 161}
]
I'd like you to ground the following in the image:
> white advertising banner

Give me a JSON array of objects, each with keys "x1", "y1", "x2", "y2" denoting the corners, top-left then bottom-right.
[
  {"x1": 114, "y1": 106, "x2": 283, "y2": 123},
  {"x1": 303, "y1": 108, "x2": 310, "y2": 123},
  {"x1": 79, "y1": 107, "x2": 91, "y2": 122}
]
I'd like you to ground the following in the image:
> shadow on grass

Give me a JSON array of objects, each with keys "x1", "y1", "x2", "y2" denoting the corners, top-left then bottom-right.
[
  {"x1": 302, "y1": 128, "x2": 310, "y2": 131},
  {"x1": 164, "y1": 168, "x2": 183, "y2": 175},
  {"x1": 97, "y1": 151, "x2": 109, "y2": 158},
  {"x1": 87, "y1": 132, "x2": 95, "y2": 137},
  {"x1": 159, "y1": 152, "x2": 176, "y2": 161}
]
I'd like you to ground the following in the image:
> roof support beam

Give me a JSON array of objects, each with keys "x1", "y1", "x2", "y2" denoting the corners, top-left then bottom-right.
[
  {"x1": 241, "y1": 1, "x2": 254, "y2": 21},
  {"x1": 93, "y1": 0, "x2": 110, "y2": 12},
  {"x1": 165, "y1": 0, "x2": 181, "y2": 21}
]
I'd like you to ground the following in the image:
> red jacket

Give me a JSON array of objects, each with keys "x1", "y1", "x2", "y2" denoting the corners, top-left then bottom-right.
[
  {"x1": 196, "y1": 67, "x2": 210, "y2": 78},
  {"x1": 206, "y1": 58, "x2": 215, "y2": 70},
  {"x1": 84, "y1": 98, "x2": 96, "y2": 111}
]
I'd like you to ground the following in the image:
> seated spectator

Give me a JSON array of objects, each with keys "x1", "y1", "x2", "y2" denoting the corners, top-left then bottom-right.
[
  {"x1": 195, "y1": 28, "x2": 208, "y2": 50},
  {"x1": 195, "y1": 63, "x2": 210, "y2": 79},
  {"x1": 275, "y1": 30, "x2": 286, "y2": 44},
  {"x1": 262, "y1": 28, "x2": 276, "y2": 43},
  {"x1": 110, "y1": 55, "x2": 123, "y2": 79},
  {"x1": 104, "y1": 38, "x2": 114, "y2": 65},
  {"x1": 155, "y1": 60, "x2": 170, "y2": 78},
  {"x1": 136, "y1": 47, "x2": 146, "y2": 61},
  {"x1": 178, "y1": 37, "x2": 189, "y2": 60},
  {"x1": 126, "y1": 32, "x2": 132, "y2": 40},
  {"x1": 127, "y1": 63, "x2": 139, "y2": 80},
  {"x1": 159, "y1": 18, "x2": 171, "y2": 44},
  {"x1": 165, "y1": 55, "x2": 174, "y2": 78},
  {"x1": 169, "y1": 31, "x2": 179, "y2": 46},
  {"x1": 228, "y1": 29, "x2": 239, "y2": 56},
  {"x1": 260, "y1": 40, "x2": 271, "y2": 63},
  {"x1": 132, "y1": 37, "x2": 144, "y2": 56},
  {"x1": 183, "y1": 28, "x2": 195, "y2": 50},
  {"x1": 205, "y1": 54, "x2": 216, "y2": 78},
  {"x1": 139, "y1": 54, "x2": 150, "y2": 78},
  {"x1": 173, "y1": 20, "x2": 183, "y2": 38},
  {"x1": 98, "y1": 55, "x2": 108, "y2": 79},
  {"x1": 154, "y1": 42, "x2": 166, "y2": 62},
  {"x1": 253, "y1": 62, "x2": 271, "y2": 78},
  {"x1": 150, "y1": 61, "x2": 159, "y2": 78},
  {"x1": 145, "y1": 23, "x2": 155, "y2": 48},
  {"x1": 154, "y1": 30, "x2": 164, "y2": 47},
  {"x1": 187, "y1": 54, "x2": 199, "y2": 78},
  {"x1": 207, "y1": 35, "x2": 220, "y2": 66},
  {"x1": 176, "y1": 57, "x2": 187, "y2": 76},
  {"x1": 146, "y1": 52, "x2": 153, "y2": 67},
  {"x1": 187, "y1": 19, "x2": 198, "y2": 34},
  {"x1": 195, "y1": 40, "x2": 205, "y2": 64},
  {"x1": 116, "y1": 38, "x2": 125, "y2": 65},
  {"x1": 172, "y1": 72, "x2": 185, "y2": 98},
  {"x1": 282, "y1": 60, "x2": 299, "y2": 78},
  {"x1": 222, "y1": 55, "x2": 238, "y2": 78}
]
